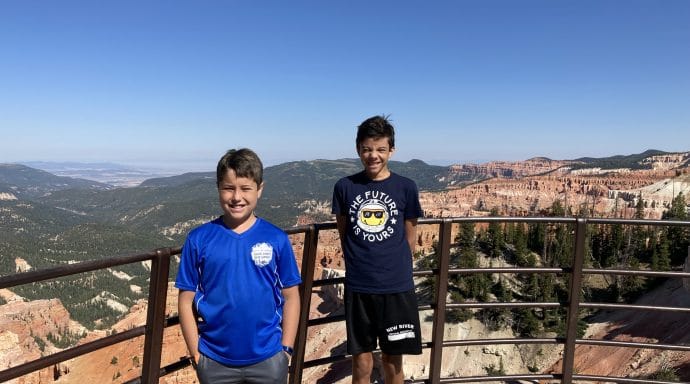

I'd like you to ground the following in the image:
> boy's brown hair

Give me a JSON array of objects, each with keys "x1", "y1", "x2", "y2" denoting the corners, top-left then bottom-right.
[
  {"x1": 356, "y1": 115, "x2": 396, "y2": 149},
  {"x1": 216, "y1": 148, "x2": 264, "y2": 187}
]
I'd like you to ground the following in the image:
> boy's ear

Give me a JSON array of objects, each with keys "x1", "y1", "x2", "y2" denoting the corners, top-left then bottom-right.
[{"x1": 257, "y1": 182, "x2": 264, "y2": 198}]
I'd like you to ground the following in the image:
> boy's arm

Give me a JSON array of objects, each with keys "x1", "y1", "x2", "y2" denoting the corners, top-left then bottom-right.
[
  {"x1": 178, "y1": 290, "x2": 200, "y2": 364},
  {"x1": 281, "y1": 285, "x2": 301, "y2": 350},
  {"x1": 405, "y1": 218, "x2": 419, "y2": 256}
]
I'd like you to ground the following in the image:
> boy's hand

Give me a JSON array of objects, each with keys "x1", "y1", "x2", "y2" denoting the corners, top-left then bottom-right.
[{"x1": 190, "y1": 353, "x2": 200, "y2": 369}]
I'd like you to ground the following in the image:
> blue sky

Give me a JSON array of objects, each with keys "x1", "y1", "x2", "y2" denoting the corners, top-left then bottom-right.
[{"x1": 1, "y1": 1, "x2": 689, "y2": 171}]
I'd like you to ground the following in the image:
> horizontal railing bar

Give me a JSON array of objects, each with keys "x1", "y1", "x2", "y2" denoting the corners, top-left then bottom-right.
[
  {"x1": 443, "y1": 337, "x2": 562, "y2": 347},
  {"x1": 158, "y1": 358, "x2": 192, "y2": 379},
  {"x1": 437, "y1": 373, "x2": 559, "y2": 383},
  {"x1": 284, "y1": 224, "x2": 321, "y2": 235},
  {"x1": 1, "y1": 254, "x2": 150, "y2": 288},
  {"x1": 301, "y1": 341, "x2": 433, "y2": 370},
  {"x1": 311, "y1": 276, "x2": 345, "y2": 287},
  {"x1": 165, "y1": 315, "x2": 180, "y2": 327},
  {"x1": 581, "y1": 302, "x2": 690, "y2": 313},
  {"x1": 302, "y1": 354, "x2": 350, "y2": 369},
  {"x1": 446, "y1": 301, "x2": 563, "y2": 309},
  {"x1": 414, "y1": 270, "x2": 434, "y2": 277},
  {"x1": 414, "y1": 267, "x2": 567, "y2": 279},
  {"x1": 449, "y1": 267, "x2": 566, "y2": 274},
  {"x1": 122, "y1": 357, "x2": 192, "y2": 384},
  {"x1": 284, "y1": 222, "x2": 337, "y2": 235},
  {"x1": 587, "y1": 218, "x2": 690, "y2": 227},
  {"x1": 0, "y1": 246, "x2": 182, "y2": 289},
  {"x1": 416, "y1": 216, "x2": 690, "y2": 227},
  {"x1": 582, "y1": 268, "x2": 690, "y2": 278},
  {"x1": 424, "y1": 216, "x2": 577, "y2": 224},
  {"x1": 576, "y1": 338, "x2": 690, "y2": 351},
  {"x1": 0, "y1": 326, "x2": 145, "y2": 383},
  {"x1": 307, "y1": 314, "x2": 345, "y2": 326},
  {"x1": 573, "y1": 374, "x2": 679, "y2": 384}
]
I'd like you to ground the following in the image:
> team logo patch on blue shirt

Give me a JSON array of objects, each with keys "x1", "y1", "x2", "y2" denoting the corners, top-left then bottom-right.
[{"x1": 251, "y1": 242, "x2": 273, "y2": 267}]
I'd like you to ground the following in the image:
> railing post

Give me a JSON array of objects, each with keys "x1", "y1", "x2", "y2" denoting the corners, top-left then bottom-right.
[
  {"x1": 427, "y1": 219, "x2": 452, "y2": 384},
  {"x1": 289, "y1": 225, "x2": 319, "y2": 384},
  {"x1": 561, "y1": 218, "x2": 587, "y2": 384},
  {"x1": 141, "y1": 248, "x2": 171, "y2": 383}
]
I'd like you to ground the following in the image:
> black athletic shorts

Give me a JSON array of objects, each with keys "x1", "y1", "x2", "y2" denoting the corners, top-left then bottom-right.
[{"x1": 344, "y1": 289, "x2": 422, "y2": 356}]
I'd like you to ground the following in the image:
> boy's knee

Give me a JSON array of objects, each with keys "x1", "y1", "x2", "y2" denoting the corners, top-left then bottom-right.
[
  {"x1": 352, "y1": 352, "x2": 374, "y2": 373},
  {"x1": 381, "y1": 353, "x2": 402, "y2": 367}
]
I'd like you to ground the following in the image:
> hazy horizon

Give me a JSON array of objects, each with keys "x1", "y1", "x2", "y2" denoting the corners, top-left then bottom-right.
[{"x1": 9, "y1": 146, "x2": 689, "y2": 177}]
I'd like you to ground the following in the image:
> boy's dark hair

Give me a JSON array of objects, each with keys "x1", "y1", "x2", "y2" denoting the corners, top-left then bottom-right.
[
  {"x1": 216, "y1": 148, "x2": 264, "y2": 187},
  {"x1": 356, "y1": 115, "x2": 395, "y2": 149}
]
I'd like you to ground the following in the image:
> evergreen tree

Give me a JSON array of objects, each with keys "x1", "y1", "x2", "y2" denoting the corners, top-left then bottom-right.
[
  {"x1": 605, "y1": 224, "x2": 625, "y2": 268},
  {"x1": 652, "y1": 231, "x2": 672, "y2": 272},
  {"x1": 630, "y1": 195, "x2": 650, "y2": 263},
  {"x1": 662, "y1": 192, "x2": 689, "y2": 264},
  {"x1": 479, "y1": 278, "x2": 513, "y2": 331},
  {"x1": 504, "y1": 222, "x2": 516, "y2": 245},
  {"x1": 527, "y1": 222, "x2": 546, "y2": 256},
  {"x1": 620, "y1": 257, "x2": 645, "y2": 301},
  {"x1": 450, "y1": 221, "x2": 491, "y2": 302},
  {"x1": 487, "y1": 208, "x2": 505, "y2": 258},
  {"x1": 514, "y1": 223, "x2": 530, "y2": 267},
  {"x1": 513, "y1": 308, "x2": 540, "y2": 337}
]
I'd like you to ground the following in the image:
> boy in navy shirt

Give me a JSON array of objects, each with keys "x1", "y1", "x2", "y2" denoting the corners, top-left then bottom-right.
[
  {"x1": 332, "y1": 116, "x2": 423, "y2": 384},
  {"x1": 176, "y1": 148, "x2": 301, "y2": 384}
]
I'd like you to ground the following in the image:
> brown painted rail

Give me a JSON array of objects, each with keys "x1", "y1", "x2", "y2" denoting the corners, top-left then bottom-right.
[{"x1": 1, "y1": 217, "x2": 689, "y2": 384}]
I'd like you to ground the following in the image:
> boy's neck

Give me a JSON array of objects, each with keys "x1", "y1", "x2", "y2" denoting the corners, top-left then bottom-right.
[
  {"x1": 365, "y1": 168, "x2": 391, "y2": 181},
  {"x1": 222, "y1": 214, "x2": 257, "y2": 234}
]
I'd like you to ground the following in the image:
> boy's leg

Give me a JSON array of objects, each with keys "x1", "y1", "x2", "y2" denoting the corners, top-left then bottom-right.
[
  {"x1": 381, "y1": 353, "x2": 404, "y2": 384},
  {"x1": 195, "y1": 354, "x2": 244, "y2": 384},
  {"x1": 195, "y1": 352, "x2": 288, "y2": 384},
  {"x1": 244, "y1": 351, "x2": 289, "y2": 384},
  {"x1": 345, "y1": 289, "x2": 378, "y2": 383},
  {"x1": 352, "y1": 352, "x2": 374, "y2": 384}
]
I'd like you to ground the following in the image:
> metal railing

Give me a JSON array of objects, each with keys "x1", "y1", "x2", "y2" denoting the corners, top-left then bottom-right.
[{"x1": 1, "y1": 217, "x2": 689, "y2": 384}]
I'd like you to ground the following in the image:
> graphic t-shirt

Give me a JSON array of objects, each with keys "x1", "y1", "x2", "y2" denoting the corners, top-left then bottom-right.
[
  {"x1": 332, "y1": 171, "x2": 424, "y2": 293},
  {"x1": 175, "y1": 217, "x2": 302, "y2": 365}
]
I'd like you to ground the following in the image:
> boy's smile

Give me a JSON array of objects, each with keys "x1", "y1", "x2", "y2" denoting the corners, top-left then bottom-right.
[
  {"x1": 217, "y1": 169, "x2": 263, "y2": 232},
  {"x1": 357, "y1": 136, "x2": 394, "y2": 181}
]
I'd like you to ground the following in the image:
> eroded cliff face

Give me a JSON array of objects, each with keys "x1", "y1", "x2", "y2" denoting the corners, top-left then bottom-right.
[
  {"x1": 0, "y1": 289, "x2": 85, "y2": 384},
  {"x1": 421, "y1": 168, "x2": 689, "y2": 220},
  {"x1": 447, "y1": 157, "x2": 569, "y2": 180}
]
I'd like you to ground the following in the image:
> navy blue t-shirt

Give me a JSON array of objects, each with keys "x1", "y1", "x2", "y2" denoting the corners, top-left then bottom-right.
[{"x1": 332, "y1": 171, "x2": 424, "y2": 293}]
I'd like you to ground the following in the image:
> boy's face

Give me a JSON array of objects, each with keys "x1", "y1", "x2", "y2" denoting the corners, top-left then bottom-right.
[
  {"x1": 357, "y1": 136, "x2": 394, "y2": 180},
  {"x1": 217, "y1": 169, "x2": 263, "y2": 228}
]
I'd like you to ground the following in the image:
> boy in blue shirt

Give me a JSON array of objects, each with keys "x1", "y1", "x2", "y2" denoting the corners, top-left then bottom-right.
[
  {"x1": 332, "y1": 116, "x2": 423, "y2": 384},
  {"x1": 176, "y1": 148, "x2": 302, "y2": 384}
]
